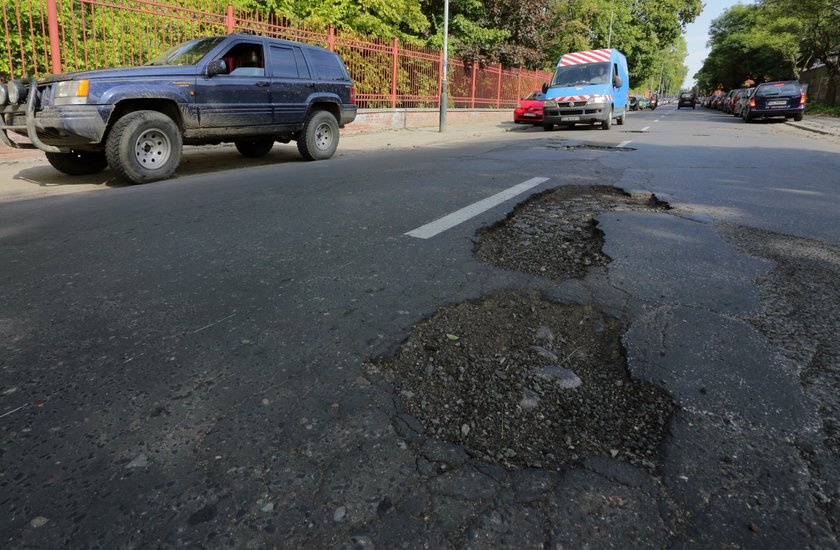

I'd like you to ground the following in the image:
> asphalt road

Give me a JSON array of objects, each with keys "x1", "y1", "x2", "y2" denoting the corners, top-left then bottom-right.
[{"x1": 2, "y1": 107, "x2": 840, "y2": 547}]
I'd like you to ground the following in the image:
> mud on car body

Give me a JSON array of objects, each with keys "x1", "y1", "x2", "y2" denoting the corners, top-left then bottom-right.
[{"x1": 0, "y1": 34, "x2": 357, "y2": 184}]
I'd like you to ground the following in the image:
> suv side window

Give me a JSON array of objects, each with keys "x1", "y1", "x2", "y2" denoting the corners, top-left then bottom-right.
[
  {"x1": 270, "y1": 46, "x2": 299, "y2": 78},
  {"x1": 307, "y1": 49, "x2": 348, "y2": 81},
  {"x1": 218, "y1": 41, "x2": 265, "y2": 77},
  {"x1": 293, "y1": 48, "x2": 311, "y2": 79}
]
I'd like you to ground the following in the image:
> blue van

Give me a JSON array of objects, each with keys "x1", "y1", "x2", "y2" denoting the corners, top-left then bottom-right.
[{"x1": 541, "y1": 49, "x2": 630, "y2": 131}]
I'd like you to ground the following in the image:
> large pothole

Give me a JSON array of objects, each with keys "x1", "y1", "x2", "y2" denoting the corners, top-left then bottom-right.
[
  {"x1": 474, "y1": 185, "x2": 669, "y2": 281},
  {"x1": 370, "y1": 290, "x2": 675, "y2": 471}
]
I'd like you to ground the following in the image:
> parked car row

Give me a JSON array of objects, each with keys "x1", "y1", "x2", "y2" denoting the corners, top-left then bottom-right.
[{"x1": 701, "y1": 80, "x2": 805, "y2": 123}]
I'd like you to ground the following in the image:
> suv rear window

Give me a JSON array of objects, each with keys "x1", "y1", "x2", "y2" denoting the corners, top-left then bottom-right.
[
  {"x1": 756, "y1": 82, "x2": 801, "y2": 97},
  {"x1": 307, "y1": 49, "x2": 348, "y2": 81}
]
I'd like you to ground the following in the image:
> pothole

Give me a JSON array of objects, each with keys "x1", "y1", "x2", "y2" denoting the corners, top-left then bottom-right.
[
  {"x1": 474, "y1": 185, "x2": 669, "y2": 281},
  {"x1": 369, "y1": 290, "x2": 675, "y2": 470},
  {"x1": 544, "y1": 140, "x2": 634, "y2": 151}
]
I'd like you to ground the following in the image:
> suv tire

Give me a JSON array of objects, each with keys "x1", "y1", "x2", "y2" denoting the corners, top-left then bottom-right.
[
  {"x1": 297, "y1": 110, "x2": 339, "y2": 161},
  {"x1": 235, "y1": 138, "x2": 275, "y2": 158},
  {"x1": 793, "y1": 112, "x2": 803, "y2": 122},
  {"x1": 106, "y1": 110, "x2": 182, "y2": 184},
  {"x1": 45, "y1": 150, "x2": 107, "y2": 176}
]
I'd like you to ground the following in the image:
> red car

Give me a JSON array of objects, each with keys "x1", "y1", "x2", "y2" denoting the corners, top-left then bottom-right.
[{"x1": 514, "y1": 91, "x2": 545, "y2": 125}]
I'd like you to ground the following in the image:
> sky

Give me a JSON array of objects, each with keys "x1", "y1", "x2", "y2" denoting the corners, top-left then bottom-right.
[{"x1": 681, "y1": 0, "x2": 743, "y2": 89}]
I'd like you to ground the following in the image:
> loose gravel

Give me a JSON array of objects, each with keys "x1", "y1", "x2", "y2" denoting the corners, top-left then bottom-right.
[{"x1": 474, "y1": 185, "x2": 668, "y2": 281}]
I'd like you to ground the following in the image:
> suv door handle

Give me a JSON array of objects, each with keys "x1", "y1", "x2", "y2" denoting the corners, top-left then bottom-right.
[{"x1": 255, "y1": 81, "x2": 269, "y2": 87}]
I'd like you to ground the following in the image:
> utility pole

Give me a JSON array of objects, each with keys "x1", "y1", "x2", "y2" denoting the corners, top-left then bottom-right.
[
  {"x1": 607, "y1": 0, "x2": 615, "y2": 49},
  {"x1": 439, "y1": 0, "x2": 449, "y2": 132}
]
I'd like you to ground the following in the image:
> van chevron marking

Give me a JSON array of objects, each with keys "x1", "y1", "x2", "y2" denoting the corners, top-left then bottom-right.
[
  {"x1": 548, "y1": 94, "x2": 613, "y2": 102},
  {"x1": 559, "y1": 49, "x2": 612, "y2": 66}
]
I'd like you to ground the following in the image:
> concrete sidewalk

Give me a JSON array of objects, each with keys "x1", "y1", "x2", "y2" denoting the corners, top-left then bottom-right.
[{"x1": 789, "y1": 114, "x2": 840, "y2": 136}]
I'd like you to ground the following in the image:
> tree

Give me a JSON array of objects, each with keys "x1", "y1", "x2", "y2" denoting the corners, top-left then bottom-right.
[{"x1": 694, "y1": 4, "x2": 801, "y2": 91}]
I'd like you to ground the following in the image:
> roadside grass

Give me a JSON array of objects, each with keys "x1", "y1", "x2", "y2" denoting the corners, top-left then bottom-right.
[{"x1": 807, "y1": 101, "x2": 840, "y2": 117}]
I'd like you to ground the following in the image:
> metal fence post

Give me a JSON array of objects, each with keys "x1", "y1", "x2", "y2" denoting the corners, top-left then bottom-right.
[
  {"x1": 517, "y1": 69, "x2": 521, "y2": 102},
  {"x1": 496, "y1": 65, "x2": 502, "y2": 108},
  {"x1": 471, "y1": 64, "x2": 477, "y2": 109},
  {"x1": 225, "y1": 4, "x2": 234, "y2": 33},
  {"x1": 46, "y1": 0, "x2": 62, "y2": 73},
  {"x1": 328, "y1": 27, "x2": 335, "y2": 52},
  {"x1": 391, "y1": 37, "x2": 398, "y2": 109}
]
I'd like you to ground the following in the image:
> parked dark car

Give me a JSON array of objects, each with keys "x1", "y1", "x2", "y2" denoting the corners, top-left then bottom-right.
[
  {"x1": 628, "y1": 95, "x2": 640, "y2": 111},
  {"x1": 742, "y1": 80, "x2": 805, "y2": 122},
  {"x1": 513, "y1": 91, "x2": 545, "y2": 124},
  {"x1": 677, "y1": 92, "x2": 696, "y2": 109},
  {"x1": 0, "y1": 34, "x2": 357, "y2": 183}
]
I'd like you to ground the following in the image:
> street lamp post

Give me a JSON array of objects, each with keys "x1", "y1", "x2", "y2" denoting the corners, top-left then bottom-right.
[{"x1": 439, "y1": 0, "x2": 449, "y2": 132}]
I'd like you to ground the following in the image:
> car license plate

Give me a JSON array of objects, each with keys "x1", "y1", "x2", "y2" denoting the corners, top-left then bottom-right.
[
  {"x1": 523, "y1": 113, "x2": 536, "y2": 117},
  {"x1": 563, "y1": 116, "x2": 580, "y2": 121},
  {"x1": 768, "y1": 100, "x2": 787, "y2": 107}
]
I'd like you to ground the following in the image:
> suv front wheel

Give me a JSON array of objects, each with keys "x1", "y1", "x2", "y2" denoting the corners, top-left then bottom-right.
[
  {"x1": 106, "y1": 110, "x2": 182, "y2": 184},
  {"x1": 297, "y1": 110, "x2": 339, "y2": 161}
]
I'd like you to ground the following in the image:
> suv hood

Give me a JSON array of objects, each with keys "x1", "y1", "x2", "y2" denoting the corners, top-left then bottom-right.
[{"x1": 40, "y1": 65, "x2": 199, "y2": 83}]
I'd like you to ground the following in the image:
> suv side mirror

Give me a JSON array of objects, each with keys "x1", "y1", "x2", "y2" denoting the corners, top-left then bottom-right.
[
  {"x1": 207, "y1": 59, "x2": 227, "y2": 77},
  {"x1": 541, "y1": 82, "x2": 548, "y2": 94},
  {"x1": 613, "y1": 75, "x2": 623, "y2": 88}
]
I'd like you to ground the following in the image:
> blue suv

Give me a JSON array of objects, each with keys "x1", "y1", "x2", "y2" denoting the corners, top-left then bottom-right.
[{"x1": 0, "y1": 34, "x2": 357, "y2": 183}]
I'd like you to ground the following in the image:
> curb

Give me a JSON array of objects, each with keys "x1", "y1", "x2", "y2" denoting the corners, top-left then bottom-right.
[{"x1": 787, "y1": 122, "x2": 838, "y2": 136}]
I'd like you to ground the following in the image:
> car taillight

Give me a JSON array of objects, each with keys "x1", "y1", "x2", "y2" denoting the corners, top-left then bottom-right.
[
  {"x1": 349, "y1": 85, "x2": 356, "y2": 104},
  {"x1": 800, "y1": 91, "x2": 806, "y2": 105},
  {"x1": 749, "y1": 96, "x2": 755, "y2": 108}
]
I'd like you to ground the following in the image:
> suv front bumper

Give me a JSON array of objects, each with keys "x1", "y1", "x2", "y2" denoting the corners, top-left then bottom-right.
[{"x1": 0, "y1": 78, "x2": 113, "y2": 152}]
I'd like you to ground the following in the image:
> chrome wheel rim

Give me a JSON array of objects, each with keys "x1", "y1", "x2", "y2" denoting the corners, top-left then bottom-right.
[
  {"x1": 134, "y1": 128, "x2": 171, "y2": 170},
  {"x1": 314, "y1": 122, "x2": 333, "y2": 151}
]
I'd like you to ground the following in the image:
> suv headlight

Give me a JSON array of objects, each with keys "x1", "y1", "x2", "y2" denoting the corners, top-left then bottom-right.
[
  {"x1": 6, "y1": 80, "x2": 27, "y2": 104},
  {"x1": 54, "y1": 79, "x2": 89, "y2": 105},
  {"x1": 543, "y1": 100, "x2": 557, "y2": 108}
]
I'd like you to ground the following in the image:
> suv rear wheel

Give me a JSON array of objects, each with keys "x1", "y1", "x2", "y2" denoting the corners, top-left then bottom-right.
[
  {"x1": 297, "y1": 110, "x2": 339, "y2": 161},
  {"x1": 235, "y1": 138, "x2": 275, "y2": 158},
  {"x1": 793, "y1": 112, "x2": 803, "y2": 122},
  {"x1": 106, "y1": 110, "x2": 182, "y2": 184},
  {"x1": 45, "y1": 150, "x2": 107, "y2": 176}
]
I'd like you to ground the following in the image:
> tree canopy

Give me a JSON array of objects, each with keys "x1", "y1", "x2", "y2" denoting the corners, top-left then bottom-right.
[{"x1": 695, "y1": 0, "x2": 840, "y2": 92}]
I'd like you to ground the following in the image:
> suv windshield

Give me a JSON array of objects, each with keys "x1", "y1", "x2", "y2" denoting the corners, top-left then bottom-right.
[
  {"x1": 551, "y1": 62, "x2": 609, "y2": 87},
  {"x1": 147, "y1": 37, "x2": 226, "y2": 66}
]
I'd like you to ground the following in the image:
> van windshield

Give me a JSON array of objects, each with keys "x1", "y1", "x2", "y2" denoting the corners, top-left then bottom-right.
[{"x1": 551, "y1": 62, "x2": 610, "y2": 87}]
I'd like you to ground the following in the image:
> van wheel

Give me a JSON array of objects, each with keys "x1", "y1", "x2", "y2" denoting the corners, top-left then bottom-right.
[
  {"x1": 616, "y1": 111, "x2": 625, "y2": 125},
  {"x1": 45, "y1": 150, "x2": 107, "y2": 176},
  {"x1": 601, "y1": 108, "x2": 612, "y2": 130},
  {"x1": 106, "y1": 110, "x2": 182, "y2": 184},
  {"x1": 297, "y1": 110, "x2": 339, "y2": 161},
  {"x1": 235, "y1": 138, "x2": 275, "y2": 158}
]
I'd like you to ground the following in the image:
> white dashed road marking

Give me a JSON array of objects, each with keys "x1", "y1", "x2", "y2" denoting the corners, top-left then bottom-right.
[
  {"x1": 405, "y1": 177, "x2": 550, "y2": 239},
  {"x1": 641, "y1": 126, "x2": 650, "y2": 132},
  {"x1": 617, "y1": 140, "x2": 631, "y2": 148}
]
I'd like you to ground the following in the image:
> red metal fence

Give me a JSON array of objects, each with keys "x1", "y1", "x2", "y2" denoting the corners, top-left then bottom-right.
[{"x1": 1, "y1": 0, "x2": 551, "y2": 109}]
